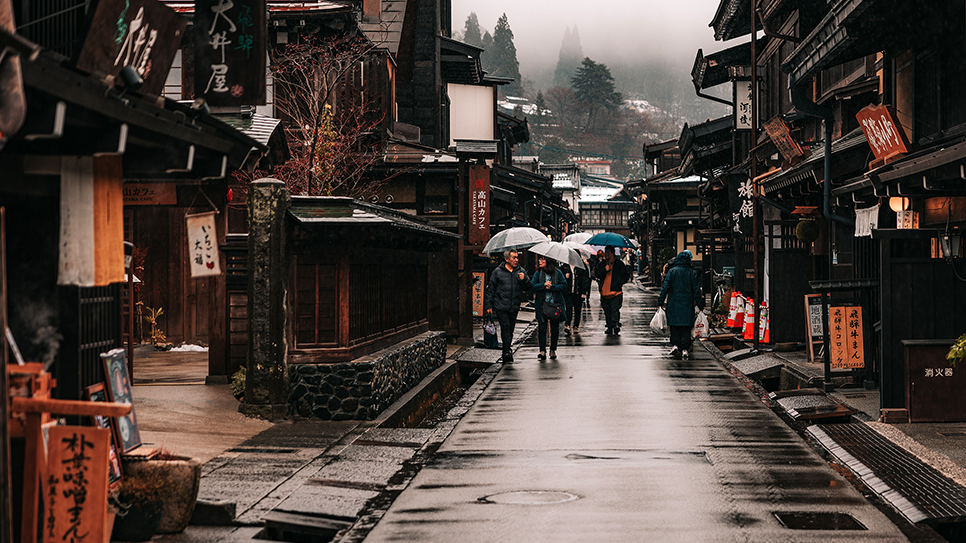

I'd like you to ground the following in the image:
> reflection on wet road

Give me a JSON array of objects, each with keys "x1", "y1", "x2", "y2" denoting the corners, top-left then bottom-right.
[{"x1": 362, "y1": 283, "x2": 908, "y2": 542}]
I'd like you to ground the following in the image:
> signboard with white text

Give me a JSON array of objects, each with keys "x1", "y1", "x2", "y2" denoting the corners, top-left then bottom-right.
[{"x1": 193, "y1": 0, "x2": 266, "y2": 106}]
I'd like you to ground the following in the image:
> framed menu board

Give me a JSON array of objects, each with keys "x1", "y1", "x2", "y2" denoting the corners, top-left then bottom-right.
[
  {"x1": 101, "y1": 348, "x2": 142, "y2": 453},
  {"x1": 85, "y1": 383, "x2": 124, "y2": 484}
]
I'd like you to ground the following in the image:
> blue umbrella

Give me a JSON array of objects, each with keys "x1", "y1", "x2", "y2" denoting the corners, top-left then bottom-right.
[{"x1": 584, "y1": 232, "x2": 636, "y2": 248}]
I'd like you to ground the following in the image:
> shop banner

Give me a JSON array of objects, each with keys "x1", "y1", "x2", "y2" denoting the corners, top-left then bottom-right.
[
  {"x1": 468, "y1": 165, "x2": 490, "y2": 246},
  {"x1": 193, "y1": 0, "x2": 266, "y2": 106},
  {"x1": 186, "y1": 211, "x2": 222, "y2": 277},
  {"x1": 728, "y1": 173, "x2": 754, "y2": 237}
]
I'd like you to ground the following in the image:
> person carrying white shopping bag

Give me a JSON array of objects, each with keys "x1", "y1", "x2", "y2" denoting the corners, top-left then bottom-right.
[{"x1": 657, "y1": 250, "x2": 704, "y2": 359}]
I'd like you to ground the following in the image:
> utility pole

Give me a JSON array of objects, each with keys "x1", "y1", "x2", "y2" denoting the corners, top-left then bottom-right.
[{"x1": 750, "y1": 1, "x2": 761, "y2": 350}]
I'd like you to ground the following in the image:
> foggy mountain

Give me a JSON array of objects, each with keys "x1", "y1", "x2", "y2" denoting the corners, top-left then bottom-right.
[{"x1": 453, "y1": 0, "x2": 733, "y2": 126}]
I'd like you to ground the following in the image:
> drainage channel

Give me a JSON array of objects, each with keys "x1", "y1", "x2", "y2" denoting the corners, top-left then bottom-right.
[{"x1": 253, "y1": 357, "x2": 495, "y2": 543}]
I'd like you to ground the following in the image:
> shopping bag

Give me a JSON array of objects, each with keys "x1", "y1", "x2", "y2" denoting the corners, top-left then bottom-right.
[
  {"x1": 483, "y1": 315, "x2": 499, "y2": 349},
  {"x1": 649, "y1": 307, "x2": 668, "y2": 332},
  {"x1": 692, "y1": 310, "x2": 709, "y2": 339}
]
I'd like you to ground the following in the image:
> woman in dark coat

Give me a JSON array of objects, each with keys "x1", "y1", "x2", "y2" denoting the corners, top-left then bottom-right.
[
  {"x1": 657, "y1": 250, "x2": 704, "y2": 359},
  {"x1": 531, "y1": 256, "x2": 567, "y2": 360}
]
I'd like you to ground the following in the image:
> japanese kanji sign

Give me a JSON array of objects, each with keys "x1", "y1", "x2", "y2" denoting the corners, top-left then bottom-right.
[
  {"x1": 123, "y1": 183, "x2": 177, "y2": 205},
  {"x1": 763, "y1": 116, "x2": 805, "y2": 164},
  {"x1": 472, "y1": 272, "x2": 485, "y2": 317},
  {"x1": 186, "y1": 211, "x2": 222, "y2": 277},
  {"x1": 734, "y1": 80, "x2": 754, "y2": 130},
  {"x1": 468, "y1": 165, "x2": 490, "y2": 246},
  {"x1": 856, "y1": 104, "x2": 910, "y2": 163},
  {"x1": 728, "y1": 174, "x2": 754, "y2": 236},
  {"x1": 828, "y1": 305, "x2": 865, "y2": 369},
  {"x1": 43, "y1": 426, "x2": 110, "y2": 543},
  {"x1": 194, "y1": 0, "x2": 266, "y2": 106},
  {"x1": 76, "y1": 0, "x2": 187, "y2": 96}
]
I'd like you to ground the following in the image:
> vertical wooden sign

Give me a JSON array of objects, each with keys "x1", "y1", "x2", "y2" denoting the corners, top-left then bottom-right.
[
  {"x1": 468, "y1": 165, "x2": 490, "y2": 246},
  {"x1": 43, "y1": 427, "x2": 110, "y2": 543},
  {"x1": 829, "y1": 305, "x2": 865, "y2": 369},
  {"x1": 194, "y1": 0, "x2": 266, "y2": 106},
  {"x1": 472, "y1": 272, "x2": 484, "y2": 317}
]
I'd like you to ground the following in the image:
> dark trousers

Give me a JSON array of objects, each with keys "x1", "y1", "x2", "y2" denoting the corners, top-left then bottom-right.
[
  {"x1": 537, "y1": 314, "x2": 560, "y2": 352},
  {"x1": 670, "y1": 325, "x2": 692, "y2": 351},
  {"x1": 600, "y1": 293, "x2": 623, "y2": 329},
  {"x1": 566, "y1": 294, "x2": 584, "y2": 328},
  {"x1": 495, "y1": 310, "x2": 518, "y2": 359}
]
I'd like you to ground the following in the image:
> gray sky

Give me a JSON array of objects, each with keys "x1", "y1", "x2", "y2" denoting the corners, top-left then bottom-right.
[{"x1": 452, "y1": 0, "x2": 730, "y2": 76}]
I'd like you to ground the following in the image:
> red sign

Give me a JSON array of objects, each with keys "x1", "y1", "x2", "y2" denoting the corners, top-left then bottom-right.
[
  {"x1": 763, "y1": 116, "x2": 805, "y2": 164},
  {"x1": 468, "y1": 165, "x2": 490, "y2": 246},
  {"x1": 856, "y1": 104, "x2": 910, "y2": 163}
]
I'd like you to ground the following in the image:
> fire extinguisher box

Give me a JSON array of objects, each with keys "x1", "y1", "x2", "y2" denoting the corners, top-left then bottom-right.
[{"x1": 903, "y1": 339, "x2": 966, "y2": 422}]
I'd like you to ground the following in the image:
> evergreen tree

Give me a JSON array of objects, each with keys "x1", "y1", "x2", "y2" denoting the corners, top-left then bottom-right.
[
  {"x1": 462, "y1": 12, "x2": 482, "y2": 47},
  {"x1": 489, "y1": 14, "x2": 522, "y2": 96},
  {"x1": 553, "y1": 26, "x2": 583, "y2": 89},
  {"x1": 480, "y1": 31, "x2": 494, "y2": 73},
  {"x1": 571, "y1": 57, "x2": 621, "y2": 129}
]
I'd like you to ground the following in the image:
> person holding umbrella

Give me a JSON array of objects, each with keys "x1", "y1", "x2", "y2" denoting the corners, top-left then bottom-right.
[
  {"x1": 564, "y1": 255, "x2": 591, "y2": 334},
  {"x1": 484, "y1": 250, "x2": 531, "y2": 363},
  {"x1": 594, "y1": 245, "x2": 631, "y2": 335},
  {"x1": 658, "y1": 250, "x2": 704, "y2": 359},
  {"x1": 531, "y1": 255, "x2": 567, "y2": 360}
]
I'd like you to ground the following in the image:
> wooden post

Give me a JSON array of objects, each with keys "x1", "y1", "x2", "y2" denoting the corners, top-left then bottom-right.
[{"x1": 1, "y1": 207, "x2": 11, "y2": 543}]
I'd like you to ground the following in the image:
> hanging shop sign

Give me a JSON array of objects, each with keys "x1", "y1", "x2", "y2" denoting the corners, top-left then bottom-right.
[
  {"x1": 193, "y1": 0, "x2": 266, "y2": 106},
  {"x1": 728, "y1": 174, "x2": 754, "y2": 236},
  {"x1": 186, "y1": 211, "x2": 222, "y2": 277},
  {"x1": 75, "y1": 0, "x2": 187, "y2": 96},
  {"x1": 763, "y1": 116, "x2": 805, "y2": 164},
  {"x1": 468, "y1": 164, "x2": 490, "y2": 246},
  {"x1": 734, "y1": 80, "x2": 754, "y2": 130},
  {"x1": 472, "y1": 272, "x2": 485, "y2": 317},
  {"x1": 856, "y1": 104, "x2": 910, "y2": 166}
]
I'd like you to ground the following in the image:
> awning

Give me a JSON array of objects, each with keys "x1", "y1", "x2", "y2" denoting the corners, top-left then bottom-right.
[
  {"x1": 691, "y1": 40, "x2": 762, "y2": 90},
  {"x1": 4, "y1": 46, "x2": 264, "y2": 179},
  {"x1": 213, "y1": 111, "x2": 290, "y2": 168},
  {"x1": 288, "y1": 196, "x2": 460, "y2": 249},
  {"x1": 785, "y1": 0, "x2": 923, "y2": 83},
  {"x1": 439, "y1": 36, "x2": 484, "y2": 85},
  {"x1": 761, "y1": 129, "x2": 869, "y2": 196},
  {"x1": 835, "y1": 132, "x2": 966, "y2": 197}
]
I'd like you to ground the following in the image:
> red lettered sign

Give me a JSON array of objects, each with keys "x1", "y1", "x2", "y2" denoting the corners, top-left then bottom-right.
[
  {"x1": 468, "y1": 165, "x2": 490, "y2": 246},
  {"x1": 857, "y1": 104, "x2": 910, "y2": 163}
]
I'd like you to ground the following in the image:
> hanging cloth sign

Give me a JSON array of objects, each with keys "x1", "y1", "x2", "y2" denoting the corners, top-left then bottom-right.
[{"x1": 186, "y1": 211, "x2": 221, "y2": 277}]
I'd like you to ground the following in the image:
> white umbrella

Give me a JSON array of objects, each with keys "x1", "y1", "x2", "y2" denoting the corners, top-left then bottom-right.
[
  {"x1": 529, "y1": 241, "x2": 585, "y2": 269},
  {"x1": 482, "y1": 226, "x2": 548, "y2": 255},
  {"x1": 563, "y1": 232, "x2": 592, "y2": 244},
  {"x1": 563, "y1": 241, "x2": 594, "y2": 257}
]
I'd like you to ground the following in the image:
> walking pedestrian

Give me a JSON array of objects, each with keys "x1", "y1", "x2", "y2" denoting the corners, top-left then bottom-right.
[
  {"x1": 484, "y1": 250, "x2": 531, "y2": 363},
  {"x1": 657, "y1": 250, "x2": 704, "y2": 360},
  {"x1": 564, "y1": 256, "x2": 591, "y2": 334},
  {"x1": 594, "y1": 245, "x2": 631, "y2": 335},
  {"x1": 531, "y1": 256, "x2": 566, "y2": 360}
]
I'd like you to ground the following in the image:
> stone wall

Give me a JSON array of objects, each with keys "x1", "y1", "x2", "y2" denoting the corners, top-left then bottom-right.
[{"x1": 288, "y1": 331, "x2": 447, "y2": 420}]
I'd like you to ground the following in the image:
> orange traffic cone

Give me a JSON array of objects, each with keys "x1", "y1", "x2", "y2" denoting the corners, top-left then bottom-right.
[
  {"x1": 743, "y1": 298, "x2": 756, "y2": 340},
  {"x1": 758, "y1": 300, "x2": 770, "y2": 343},
  {"x1": 727, "y1": 291, "x2": 738, "y2": 327},
  {"x1": 734, "y1": 293, "x2": 745, "y2": 329}
]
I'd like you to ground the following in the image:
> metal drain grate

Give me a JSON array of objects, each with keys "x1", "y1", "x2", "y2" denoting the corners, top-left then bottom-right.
[
  {"x1": 773, "y1": 511, "x2": 866, "y2": 530},
  {"x1": 809, "y1": 423, "x2": 966, "y2": 523}
]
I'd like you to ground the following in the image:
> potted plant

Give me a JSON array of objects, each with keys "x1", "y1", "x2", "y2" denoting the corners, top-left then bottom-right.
[
  {"x1": 948, "y1": 334, "x2": 966, "y2": 366},
  {"x1": 121, "y1": 451, "x2": 203, "y2": 534},
  {"x1": 111, "y1": 467, "x2": 171, "y2": 541}
]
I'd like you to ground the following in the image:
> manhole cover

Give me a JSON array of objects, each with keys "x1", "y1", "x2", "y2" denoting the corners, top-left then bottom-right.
[
  {"x1": 773, "y1": 512, "x2": 867, "y2": 530},
  {"x1": 480, "y1": 491, "x2": 579, "y2": 505}
]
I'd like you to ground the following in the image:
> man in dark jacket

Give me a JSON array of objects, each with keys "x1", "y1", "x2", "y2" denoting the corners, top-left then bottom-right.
[
  {"x1": 594, "y1": 245, "x2": 631, "y2": 335},
  {"x1": 484, "y1": 250, "x2": 531, "y2": 363},
  {"x1": 563, "y1": 258, "x2": 591, "y2": 334},
  {"x1": 657, "y1": 250, "x2": 704, "y2": 359}
]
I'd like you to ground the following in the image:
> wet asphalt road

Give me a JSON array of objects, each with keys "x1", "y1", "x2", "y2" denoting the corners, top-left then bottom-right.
[{"x1": 361, "y1": 282, "x2": 909, "y2": 542}]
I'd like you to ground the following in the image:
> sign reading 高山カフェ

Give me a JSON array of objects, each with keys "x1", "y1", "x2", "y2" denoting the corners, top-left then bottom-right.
[
  {"x1": 193, "y1": 0, "x2": 266, "y2": 107},
  {"x1": 75, "y1": 0, "x2": 187, "y2": 96},
  {"x1": 856, "y1": 104, "x2": 910, "y2": 166}
]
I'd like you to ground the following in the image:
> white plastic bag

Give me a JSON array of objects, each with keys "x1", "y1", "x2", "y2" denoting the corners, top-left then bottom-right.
[
  {"x1": 649, "y1": 307, "x2": 668, "y2": 333},
  {"x1": 692, "y1": 310, "x2": 709, "y2": 339}
]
